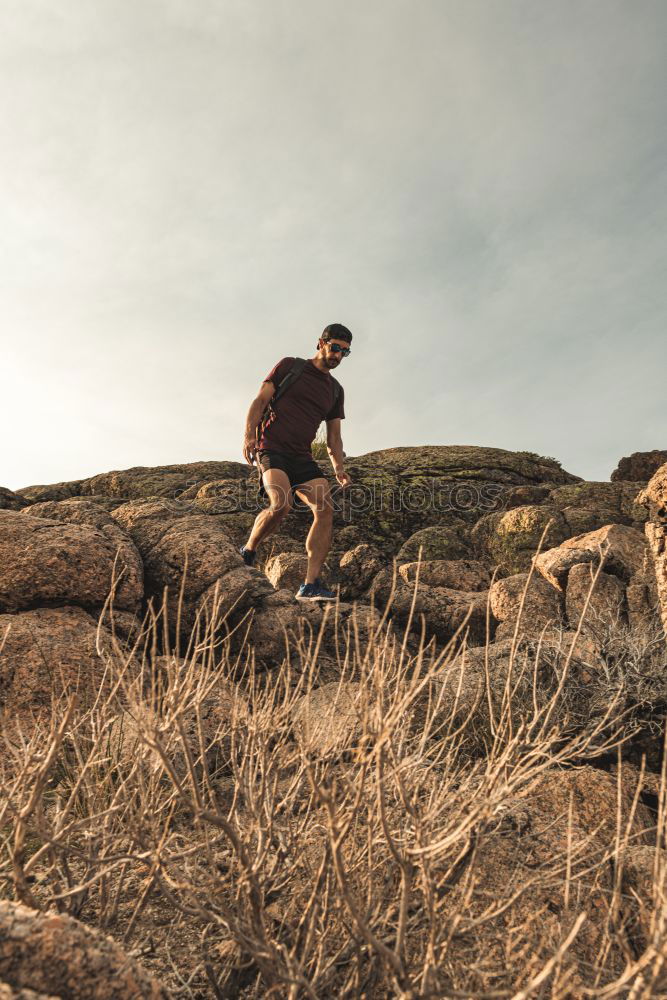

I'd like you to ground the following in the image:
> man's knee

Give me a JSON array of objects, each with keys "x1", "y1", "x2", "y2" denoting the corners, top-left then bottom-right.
[
  {"x1": 268, "y1": 497, "x2": 292, "y2": 519},
  {"x1": 264, "y1": 480, "x2": 292, "y2": 519},
  {"x1": 313, "y1": 497, "x2": 334, "y2": 522}
]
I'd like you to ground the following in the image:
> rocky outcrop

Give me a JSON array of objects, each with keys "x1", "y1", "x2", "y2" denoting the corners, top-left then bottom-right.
[
  {"x1": 368, "y1": 566, "x2": 490, "y2": 645},
  {"x1": 264, "y1": 552, "x2": 309, "y2": 591},
  {"x1": 0, "y1": 488, "x2": 29, "y2": 511},
  {"x1": 534, "y1": 524, "x2": 648, "y2": 591},
  {"x1": 396, "y1": 524, "x2": 471, "y2": 562},
  {"x1": 110, "y1": 499, "x2": 249, "y2": 634},
  {"x1": 4, "y1": 449, "x2": 663, "y2": 712},
  {"x1": 471, "y1": 505, "x2": 569, "y2": 575},
  {"x1": 15, "y1": 481, "x2": 86, "y2": 504},
  {"x1": 565, "y1": 563, "x2": 627, "y2": 633},
  {"x1": 0, "y1": 900, "x2": 168, "y2": 998},
  {"x1": 398, "y1": 558, "x2": 490, "y2": 591},
  {"x1": 80, "y1": 460, "x2": 248, "y2": 501},
  {"x1": 489, "y1": 572, "x2": 563, "y2": 640},
  {"x1": 4, "y1": 446, "x2": 667, "y2": 996},
  {"x1": 611, "y1": 450, "x2": 667, "y2": 483},
  {"x1": 0, "y1": 606, "x2": 111, "y2": 712},
  {"x1": 338, "y1": 544, "x2": 384, "y2": 599},
  {"x1": 0, "y1": 510, "x2": 143, "y2": 614},
  {"x1": 546, "y1": 480, "x2": 647, "y2": 533},
  {"x1": 637, "y1": 462, "x2": 667, "y2": 633}
]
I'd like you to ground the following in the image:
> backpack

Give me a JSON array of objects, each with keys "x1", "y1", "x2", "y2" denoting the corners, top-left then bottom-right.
[{"x1": 254, "y1": 357, "x2": 341, "y2": 452}]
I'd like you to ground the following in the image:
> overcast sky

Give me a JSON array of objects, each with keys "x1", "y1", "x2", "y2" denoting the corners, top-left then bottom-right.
[{"x1": 2, "y1": 0, "x2": 665, "y2": 491}]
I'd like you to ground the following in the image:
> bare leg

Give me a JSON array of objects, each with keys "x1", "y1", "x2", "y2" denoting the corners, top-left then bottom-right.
[
  {"x1": 294, "y1": 478, "x2": 334, "y2": 584},
  {"x1": 245, "y1": 468, "x2": 292, "y2": 551}
]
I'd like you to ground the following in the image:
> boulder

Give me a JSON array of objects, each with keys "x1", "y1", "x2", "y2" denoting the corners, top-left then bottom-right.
[
  {"x1": 25, "y1": 497, "x2": 127, "y2": 515},
  {"x1": 399, "y1": 558, "x2": 490, "y2": 592},
  {"x1": 196, "y1": 566, "x2": 275, "y2": 634},
  {"x1": 637, "y1": 463, "x2": 667, "y2": 634},
  {"x1": 534, "y1": 524, "x2": 649, "y2": 591},
  {"x1": 338, "y1": 544, "x2": 384, "y2": 598},
  {"x1": 18, "y1": 500, "x2": 144, "y2": 613},
  {"x1": 0, "y1": 900, "x2": 168, "y2": 999},
  {"x1": 396, "y1": 525, "x2": 470, "y2": 562},
  {"x1": 177, "y1": 474, "x2": 251, "y2": 503},
  {"x1": 565, "y1": 563, "x2": 627, "y2": 633},
  {"x1": 351, "y1": 445, "x2": 577, "y2": 486},
  {"x1": 500, "y1": 484, "x2": 553, "y2": 509},
  {"x1": 330, "y1": 445, "x2": 580, "y2": 554},
  {"x1": 473, "y1": 505, "x2": 570, "y2": 575},
  {"x1": 625, "y1": 542, "x2": 662, "y2": 629},
  {"x1": 243, "y1": 589, "x2": 325, "y2": 666},
  {"x1": 0, "y1": 488, "x2": 29, "y2": 511},
  {"x1": 0, "y1": 511, "x2": 142, "y2": 614},
  {"x1": 547, "y1": 481, "x2": 648, "y2": 533},
  {"x1": 336, "y1": 601, "x2": 390, "y2": 646},
  {"x1": 416, "y1": 633, "x2": 609, "y2": 752},
  {"x1": 368, "y1": 567, "x2": 490, "y2": 645},
  {"x1": 0, "y1": 606, "x2": 111, "y2": 712},
  {"x1": 97, "y1": 608, "x2": 144, "y2": 647},
  {"x1": 264, "y1": 552, "x2": 309, "y2": 591},
  {"x1": 611, "y1": 450, "x2": 667, "y2": 483},
  {"x1": 110, "y1": 498, "x2": 194, "y2": 552},
  {"x1": 80, "y1": 460, "x2": 249, "y2": 500},
  {"x1": 112, "y1": 500, "x2": 244, "y2": 634},
  {"x1": 489, "y1": 572, "x2": 563, "y2": 640},
  {"x1": 15, "y1": 481, "x2": 85, "y2": 504}
]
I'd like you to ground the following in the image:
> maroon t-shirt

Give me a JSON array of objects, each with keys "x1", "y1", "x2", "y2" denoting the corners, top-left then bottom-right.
[{"x1": 258, "y1": 357, "x2": 345, "y2": 457}]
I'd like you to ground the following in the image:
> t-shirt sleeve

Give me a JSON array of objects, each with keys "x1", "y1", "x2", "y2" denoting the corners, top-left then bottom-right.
[
  {"x1": 325, "y1": 381, "x2": 345, "y2": 421},
  {"x1": 263, "y1": 356, "x2": 294, "y2": 389}
]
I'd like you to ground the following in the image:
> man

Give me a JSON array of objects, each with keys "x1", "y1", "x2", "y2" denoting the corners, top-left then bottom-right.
[{"x1": 241, "y1": 323, "x2": 353, "y2": 601}]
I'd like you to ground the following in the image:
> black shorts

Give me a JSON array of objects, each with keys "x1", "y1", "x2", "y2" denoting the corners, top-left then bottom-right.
[{"x1": 256, "y1": 450, "x2": 325, "y2": 500}]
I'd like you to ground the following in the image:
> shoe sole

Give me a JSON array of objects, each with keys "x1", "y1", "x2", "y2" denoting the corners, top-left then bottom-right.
[{"x1": 295, "y1": 593, "x2": 336, "y2": 602}]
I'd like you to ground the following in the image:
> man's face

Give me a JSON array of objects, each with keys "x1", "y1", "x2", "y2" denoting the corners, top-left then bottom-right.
[{"x1": 319, "y1": 338, "x2": 350, "y2": 368}]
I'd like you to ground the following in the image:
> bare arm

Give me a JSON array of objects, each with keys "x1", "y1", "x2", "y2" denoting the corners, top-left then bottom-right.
[
  {"x1": 243, "y1": 381, "x2": 275, "y2": 465},
  {"x1": 326, "y1": 418, "x2": 351, "y2": 486},
  {"x1": 325, "y1": 418, "x2": 344, "y2": 471}
]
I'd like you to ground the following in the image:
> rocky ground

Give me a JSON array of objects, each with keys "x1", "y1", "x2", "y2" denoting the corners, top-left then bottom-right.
[{"x1": 1, "y1": 445, "x2": 666, "y2": 998}]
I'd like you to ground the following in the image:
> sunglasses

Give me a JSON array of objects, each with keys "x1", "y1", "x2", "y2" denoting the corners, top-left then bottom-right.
[{"x1": 325, "y1": 342, "x2": 351, "y2": 357}]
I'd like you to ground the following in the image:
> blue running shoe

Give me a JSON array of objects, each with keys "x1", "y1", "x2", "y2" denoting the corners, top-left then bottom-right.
[
  {"x1": 239, "y1": 545, "x2": 256, "y2": 567},
  {"x1": 295, "y1": 578, "x2": 336, "y2": 601}
]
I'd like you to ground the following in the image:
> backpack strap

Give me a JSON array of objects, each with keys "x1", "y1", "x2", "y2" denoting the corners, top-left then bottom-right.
[
  {"x1": 255, "y1": 359, "x2": 341, "y2": 457},
  {"x1": 272, "y1": 357, "x2": 308, "y2": 404},
  {"x1": 255, "y1": 358, "x2": 309, "y2": 451}
]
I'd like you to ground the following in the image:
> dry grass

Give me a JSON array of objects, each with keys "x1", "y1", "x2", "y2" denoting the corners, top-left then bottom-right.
[{"x1": 1, "y1": 554, "x2": 667, "y2": 998}]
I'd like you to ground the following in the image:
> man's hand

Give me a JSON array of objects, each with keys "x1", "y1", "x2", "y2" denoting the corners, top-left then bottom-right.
[
  {"x1": 335, "y1": 469, "x2": 352, "y2": 488},
  {"x1": 243, "y1": 436, "x2": 257, "y2": 466}
]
